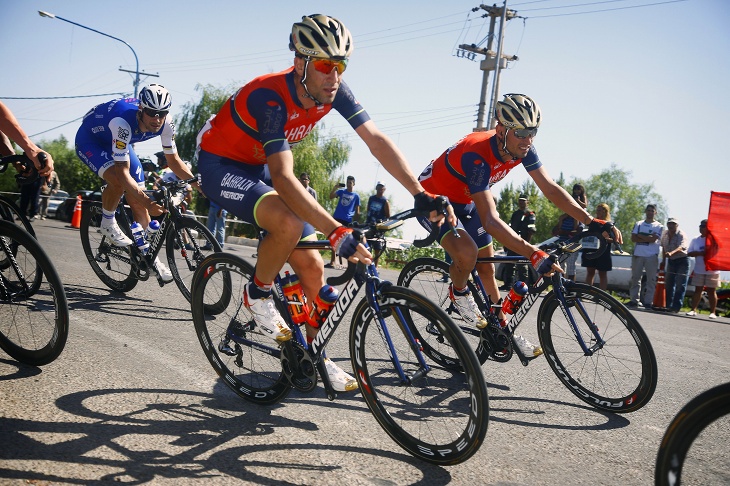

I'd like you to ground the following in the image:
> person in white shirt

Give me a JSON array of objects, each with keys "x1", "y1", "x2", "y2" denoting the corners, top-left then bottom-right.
[
  {"x1": 685, "y1": 220, "x2": 721, "y2": 319},
  {"x1": 628, "y1": 204, "x2": 664, "y2": 308}
]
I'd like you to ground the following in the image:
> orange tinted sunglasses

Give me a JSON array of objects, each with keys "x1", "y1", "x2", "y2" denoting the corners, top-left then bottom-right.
[{"x1": 310, "y1": 58, "x2": 348, "y2": 75}]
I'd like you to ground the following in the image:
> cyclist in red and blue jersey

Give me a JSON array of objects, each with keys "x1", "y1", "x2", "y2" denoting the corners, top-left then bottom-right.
[
  {"x1": 75, "y1": 84, "x2": 198, "y2": 281},
  {"x1": 197, "y1": 14, "x2": 455, "y2": 392},
  {"x1": 418, "y1": 93, "x2": 622, "y2": 357}
]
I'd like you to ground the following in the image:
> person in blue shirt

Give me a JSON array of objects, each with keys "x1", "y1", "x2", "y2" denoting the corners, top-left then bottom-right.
[
  {"x1": 366, "y1": 181, "x2": 390, "y2": 224},
  {"x1": 327, "y1": 175, "x2": 360, "y2": 268}
]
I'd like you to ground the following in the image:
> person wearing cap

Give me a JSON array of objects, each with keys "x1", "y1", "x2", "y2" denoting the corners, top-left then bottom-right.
[
  {"x1": 366, "y1": 181, "x2": 390, "y2": 224},
  {"x1": 686, "y1": 219, "x2": 720, "y2": 319},
  {"x1": 661, "y1": 217, "x2": 689, "y2": 313},
  {"x1": 299, "y1": 172, "x2": 317, "y2": 200},
  {"x1": 628, "y1": 204, "x2": 664, "y2": 309},
  {"x1": 501, "y1": 193, "x2": 536, "y2": 289}
]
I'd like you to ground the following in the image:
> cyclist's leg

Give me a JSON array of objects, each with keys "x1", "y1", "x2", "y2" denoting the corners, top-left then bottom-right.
[{"x1": 287, "y1": 225, "x2": 324, "y2": 342}]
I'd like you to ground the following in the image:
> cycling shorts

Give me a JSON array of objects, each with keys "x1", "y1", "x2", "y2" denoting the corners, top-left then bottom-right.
[
  {"x1": 197, "y1": 149, "x2": 315, "y2": 239},
  {"x1": 417, "y1": 201, "x2": 493, "y2": 249},
  {"x1": 75, "y1": 131, "x2": 145, "y2": 184}
]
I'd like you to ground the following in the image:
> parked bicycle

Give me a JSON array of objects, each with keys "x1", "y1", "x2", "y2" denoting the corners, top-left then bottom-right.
[
  {"x1": 655, "y1": 382, "x2": 730, "y2": 485},
  {"x1": 79, "y1": 178, "x2": 222, "y2": 305},
  {"x1": 398, "y1": 230, "x2": 658, "y2": 413},
  {"x1": 190, "y1": 209, "x2": 489, "y2": 465}
]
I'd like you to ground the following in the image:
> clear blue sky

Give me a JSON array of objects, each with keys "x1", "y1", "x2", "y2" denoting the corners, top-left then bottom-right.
[{"x1": 2, "y1": 0, "x2": 728, "y2": 241}]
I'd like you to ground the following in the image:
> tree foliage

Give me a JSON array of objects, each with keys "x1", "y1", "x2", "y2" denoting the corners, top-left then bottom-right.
[
  {"x1": 173, "y1": 83, "x2": 237, "y2": 164},
  {"x1": 494, "y1": 164, "x2": 667, "y2": 253}
]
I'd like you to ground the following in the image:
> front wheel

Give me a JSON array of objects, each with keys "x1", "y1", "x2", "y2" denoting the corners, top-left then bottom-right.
[
  {"x1": 0, "y1": 221, "x2": 69, "y2": 366},
  {"x1": 655, "y1": 382, "x2": 730, "y2": 486},
  {"x1": 350, "y1": 286, "x2": 489, "y2": 466},
  {"x1": 79, "y1": 201, "x2": 137, "y2": 293},
  {"x1": 190, "y1": 253, "x2": 290, "y2": 405},
  {"x1": 537, "y1": 282, "x2": 658, "y2": 413}
]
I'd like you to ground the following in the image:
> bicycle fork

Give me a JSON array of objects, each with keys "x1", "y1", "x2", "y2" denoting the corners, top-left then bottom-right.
[{"x1": 553, "y1": 285, "x2": 605, "y2": 355}]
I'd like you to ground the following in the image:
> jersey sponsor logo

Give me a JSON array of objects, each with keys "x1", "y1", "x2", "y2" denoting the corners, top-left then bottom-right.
[
  {"x1": 117, "y1": 126, "x2": 130, "y2": 140},
  {"x1": 91, "y1": 126, "x2": 104, "y2": 134},
  {"x1": 289, "y1": 112, "x2": 300, "y2": 121},
  {"x1": 221, "y1": 172, "x2": 257, "y2": 192},
  {"x1": 114, "y1": 140, "x2": 127, "y2": 150},
  {"x1": 219, "y1": 190, "x2": 245, "y2": 201},
  {"x1": 284, "y1": 123, "x2": 315, "y2": 143}
]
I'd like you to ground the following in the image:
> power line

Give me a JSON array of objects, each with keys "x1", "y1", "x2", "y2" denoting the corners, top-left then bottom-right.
[
  {"x1": 29, "y1": 116, "x2": 85, "y2": 138},
  {"x1": 522, "y1": 0, "x2": 688, "y2": 17},
  {"x1": 1, "y1": 92, "x2": 129, "y2": 100}
]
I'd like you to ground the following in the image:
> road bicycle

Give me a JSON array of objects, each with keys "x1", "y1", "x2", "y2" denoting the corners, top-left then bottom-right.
[
  {"x1": 79, "y1": 178, "x2": 223, "y2": 307},
  {"x1": 655, "y1": 382, "x2": 730, "y2": 485},
  {"x1": 398, "y1": 230, "x2": 658, "y2": 413},
  {"x1": 0, "y1": 153, "x2": 39, "y2": 237},
  {"x1": 190, "y1": 209, "x2": 489, "y2": 465}
]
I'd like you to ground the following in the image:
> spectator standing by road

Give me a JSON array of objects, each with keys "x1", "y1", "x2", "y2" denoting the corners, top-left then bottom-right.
[
  {"x1": 366, "y1": 181, "x2": 390, "y2": 224},
  {"x1": 685, "y1": 219, "x2": 719, "y2": 319},
  {"x1": 628, "y1": 204, "x2": 663, "y2": 309},
  {"x1": 38, "y1": 169, "x2": 61, "y2": 219},
  {"x1": 583, "y1": 203, "x2": 613, "y2": 290},
  {"x1": 501, "y1": 193, "x2": 536, "y2": 289},
  {"x1": 204, "y1": 199, "x2": 227, "y2": 251},
  {"x1": 662, "y1": 218, "x2": 689, "y2": 313},
  {"x1": 327, "y1": 175, "x2": 360, "y2": 268},
  {"x1": 299, "y1": 172, "x2": 317, "y2": 200},
  {"x1": 553, "y1": 184, "x2": 587, "y2": 280}
]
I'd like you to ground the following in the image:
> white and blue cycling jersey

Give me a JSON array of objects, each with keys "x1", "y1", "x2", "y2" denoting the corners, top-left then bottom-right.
[{"x1": 74, "y1": 97, "x2": 177, "y2": 184}]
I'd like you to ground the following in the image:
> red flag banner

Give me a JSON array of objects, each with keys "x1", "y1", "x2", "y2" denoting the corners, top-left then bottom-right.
[{"x1": 705, "y1": 191, "x2": 730, "y2": 271}]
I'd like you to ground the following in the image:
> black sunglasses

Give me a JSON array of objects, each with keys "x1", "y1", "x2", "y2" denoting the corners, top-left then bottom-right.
[
  {"x1": 143, "y1": 107, "x2": 169, "y2": 118},
  {"x1": 512, "y1": 127, "x2": 538, "y2": 139}
]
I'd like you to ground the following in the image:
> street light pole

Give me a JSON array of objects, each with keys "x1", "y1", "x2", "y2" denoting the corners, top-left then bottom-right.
[{"x1": 38, "y1": 10, "x2": 140, "y2": 98}]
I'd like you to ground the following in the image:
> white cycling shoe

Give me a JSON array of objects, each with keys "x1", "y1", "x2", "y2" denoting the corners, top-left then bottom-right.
[
  {"x1": 243, "y1": 285, "x2": 292, "y2": 343},
  {"x1": 154, "y1": 257, "x2": 174, "y2": 283},
  {"x1": 449, "y1": 284, "x2": 488, "y2": 329},
  {"x1": 324, "y1": 358, "x2": 358, "y2": 392},
  {"x1": 99, "y1": 224, "x2": 133, "y2": 247},
  {"x1": 514, "y1": 335, "x2": 543, "y2": 357}
]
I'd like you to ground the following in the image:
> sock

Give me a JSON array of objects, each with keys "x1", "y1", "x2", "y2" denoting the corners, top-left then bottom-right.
[
  {"x1": 452, "y1": 285, "x2": 470, "y2": 296},
  {"x1": 247, "y1": 276, "x2": 272, "y2": 300},
  {"x1": 101, "y1": 208, "x2": 116, "y2": 228}
]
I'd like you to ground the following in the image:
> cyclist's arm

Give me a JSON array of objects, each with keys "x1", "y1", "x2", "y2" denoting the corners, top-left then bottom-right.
[
  {"x1": 354, "y1": 120, "x2": 456, "y2": 227},
  {"x1": 530, "y1": 166, "x2": 623, "y2": 244},
  {"x1": 0, "y1": 130, "x2": 13, "y2": 156},
  {"x1": 0, "y1": 101, "x2": 55, "y2": 174}
]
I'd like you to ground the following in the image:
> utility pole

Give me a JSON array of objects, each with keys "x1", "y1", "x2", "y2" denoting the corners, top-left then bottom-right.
[{"x1": 457, "y1": 2, "x2": 519, "y2": 131}]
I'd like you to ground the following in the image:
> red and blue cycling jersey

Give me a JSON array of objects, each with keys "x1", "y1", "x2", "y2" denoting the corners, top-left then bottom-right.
[
  {"x1": 418, "y1": 130, "x2": 542, "y2": 204},
  {"x1": 199, "y1": 67, "x2": 370, "y2": 164}
]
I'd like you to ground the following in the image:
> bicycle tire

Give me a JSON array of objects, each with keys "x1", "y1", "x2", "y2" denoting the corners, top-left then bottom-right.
[
  {"x1": 655, "y1": 382, "x2": 730, "y2": 486},
  {"x1": 349, "y1": 285, "x2": 489, "y2": 465},
  {"x1": 0, "y1": 195, "x2": 36, "y2": 237},
  {"x1": 79, "y1": 201, "x2": 138, "y2": 292},
  {"x1": 397, "y1": 257, "x2": 486, "y2": 365},
  {"x1": 0, "y1": 220, "x2": 69, "y2": 365},
  {"x1": 537, "y1": 282, "x2": 658, "y2": 413},
  {"x1": 166, "y1": 217, "x2": 227, "y2": 313},
  {"x1": 191, "y1": 252, "x2": 290, "y2": 405}
]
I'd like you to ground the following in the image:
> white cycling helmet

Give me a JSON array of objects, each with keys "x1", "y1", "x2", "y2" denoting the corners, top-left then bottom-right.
[
  {"x1": 290, "y1": 14, "x2": 353, "y2": 60},
  {"x1": 495, "y1": 93, "x2": 541, "y2": 129},
  {"x1": 139, "y1": 84, "x2": 172, "y2": 111}
]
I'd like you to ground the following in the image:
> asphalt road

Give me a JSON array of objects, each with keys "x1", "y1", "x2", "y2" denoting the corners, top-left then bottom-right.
[{"x1": 1, "y1": 218, "x2": 728, "y2": 485}]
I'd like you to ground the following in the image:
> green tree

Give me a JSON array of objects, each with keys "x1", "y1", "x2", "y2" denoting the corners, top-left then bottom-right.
[{"x1": 173, "y1": 83, "x2": 237, "y2": 164}]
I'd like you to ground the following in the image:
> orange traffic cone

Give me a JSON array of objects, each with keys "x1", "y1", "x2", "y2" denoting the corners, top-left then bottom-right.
[
  {"x1": 652, "y1": 260, "x2": 666, "y2": 309},
  {"x1": 70, "y1": 194, "x2": 82, "y2": 229}
]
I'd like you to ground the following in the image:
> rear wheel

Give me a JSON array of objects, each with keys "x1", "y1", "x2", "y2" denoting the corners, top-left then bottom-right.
[
  {"x1": 350, "y1": 286, "x2": 489, "y2": 465},
  {"x1": 166, "y1": 217, "x2": 227, "y2": 313},
  {"x1": 191, "y1": 253, "x2": 290, "y2": 405},
  {"x1": 80, "y1": 201, "x2": 138, "y2": 292},
  {"x1": 537, "y1": 282, "x2": 658, "y2": 413}
]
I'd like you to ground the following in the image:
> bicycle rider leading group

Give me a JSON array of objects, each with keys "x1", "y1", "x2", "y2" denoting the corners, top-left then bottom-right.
[
  {"x1": 417, "y1": 93, "x2": 623, "y2": 357},
  {"x1": 196, "y1": 14, "x2": 456, "y2": 392},
  {"x1": 74, "y1": 84, "x2": 200, "y2": 282}
]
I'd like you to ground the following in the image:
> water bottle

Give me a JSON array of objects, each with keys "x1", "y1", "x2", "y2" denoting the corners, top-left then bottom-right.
[
  {"x1": 147, "y1": 219, "x2": 160, "y2": 235},
  {"x1": 281, "y1": 271, "x2": 307, "y2": 324},
  {"x1": 309, "y1": 285, "x2": 339, "y2": 327},
  {"x1": 130, "y1": 222, "x2": 149, "y2": 254},
  {"x1": 502, "y1": 281, "x2": 529, "y2": 316}
]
